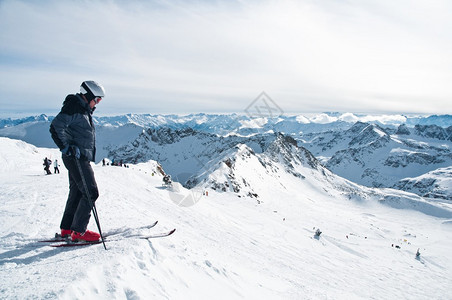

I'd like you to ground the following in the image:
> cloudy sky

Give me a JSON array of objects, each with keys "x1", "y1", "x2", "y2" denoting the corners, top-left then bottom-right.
[{"x1": 0, "y1": 0, "x2": 451, "y2": 116}]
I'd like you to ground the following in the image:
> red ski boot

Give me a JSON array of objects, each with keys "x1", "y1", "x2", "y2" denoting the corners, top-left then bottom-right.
[
  {"x1": 71, "y1": 230, "x2": 100, "y2": 242},
  {"x1": 61, "y1": 229, "x2": 72, "y2": 238}
]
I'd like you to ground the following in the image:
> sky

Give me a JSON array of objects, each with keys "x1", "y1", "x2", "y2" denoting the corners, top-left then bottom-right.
[{"x1": 0, "y1": 0, "x2": 451, "y2": 117}]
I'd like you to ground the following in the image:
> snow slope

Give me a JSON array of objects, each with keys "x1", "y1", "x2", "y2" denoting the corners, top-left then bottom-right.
[{"x1": 1, "y1": 137, "x2": 452, "y2": 299}]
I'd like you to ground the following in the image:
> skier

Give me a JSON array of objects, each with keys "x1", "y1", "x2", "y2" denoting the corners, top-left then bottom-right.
[
  {"x1": 163, "y1": 174, "x2": 172, "y2": 186},
  {"x1": 54, "y1": 159, "x2": 60, "y2": 174},
  {"x1": 43, "y1": 157, "x2": 52, "y2": 175},
  {"x1": 49, "y1": 80, "x2": 105, "y2": 242}
]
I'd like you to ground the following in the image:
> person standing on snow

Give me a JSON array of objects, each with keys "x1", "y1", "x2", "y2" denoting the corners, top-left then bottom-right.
[
  {"x1": 49, "y1": 80, "x2": 105, "y2": 242},
  {"x1": 54, "y1": 159, "x2": 60, "y2": 174},
  {"x1": 43, "y1": 157, "x2": 52, "y2": 175}
]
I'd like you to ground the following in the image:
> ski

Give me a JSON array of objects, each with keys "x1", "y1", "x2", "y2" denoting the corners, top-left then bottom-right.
[
  {"x1": 39, "y1": 221, "x2": 159, "y2": 243},
  {"x1": 117, "y1": 228, "x2": 176, "y2": 239},
  {"x1": 47, "y1": 227, "x2": 176, "y2": 247},
  {"x1": 138, "y1": 228, "x2": 176, "y2": 239},
  {"x1": 50, "y1": 240, "x2": 102, "y2": 248},
  {"x1": 104, "y1": 220, "x2": 159, "y2": 237},
  {"x1": 38, "y1": 235, "x2": 69, "y2": 243},
  {"x1": 39, "y1": 238, "x2": 67, "y2": 243}
]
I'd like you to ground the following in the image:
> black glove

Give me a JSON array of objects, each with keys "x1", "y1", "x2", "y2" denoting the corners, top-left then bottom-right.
[{"x1": 61, "y1": 145, "x2": 81, "y2": 159}]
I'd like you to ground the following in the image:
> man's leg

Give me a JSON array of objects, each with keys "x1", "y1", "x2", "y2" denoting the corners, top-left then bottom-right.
[
  {"x1": 60, "y1": 157, "x2": 82, "y2": 230},
  {"x1": 61, "y1": 156, "x2": 99, "y2": 233}
]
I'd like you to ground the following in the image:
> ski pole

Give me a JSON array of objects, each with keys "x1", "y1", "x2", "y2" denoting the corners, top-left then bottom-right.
[{"x1": 75, "y1": 158, "x2": 107, "y2": 250}]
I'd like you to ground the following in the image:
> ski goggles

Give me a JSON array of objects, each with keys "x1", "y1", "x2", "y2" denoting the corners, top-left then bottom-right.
[{"x1": 93, "y1": 96, "x2": 103, "y2": 104}]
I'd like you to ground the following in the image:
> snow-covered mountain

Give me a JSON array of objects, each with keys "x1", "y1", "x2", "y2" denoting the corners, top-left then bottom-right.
[
  {"x1": 300, "y1": 122, "x2": 452, "y2": 198},
  {"x1": 184, "y1": 134, "x2": 323, "y2": 198},
  {"x1": 1, "y1": 113, "x2": 451, "y2": 199},
  {"x1": 394, "y1": 166, "x2": 452, "y2": 200},
  {"x1": 1, "y1": 136, "x2": 452, "y2": 298},
  {"x1": 0, "y1": 114, "x2": 51, "y2": 128}
]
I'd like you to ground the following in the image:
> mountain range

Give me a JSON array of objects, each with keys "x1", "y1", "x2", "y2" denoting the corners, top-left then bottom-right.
[{"x1": 0, "y1": 113, "x2": 451, "y2": 200}]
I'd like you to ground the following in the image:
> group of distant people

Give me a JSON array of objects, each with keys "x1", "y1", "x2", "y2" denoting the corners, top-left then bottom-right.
[
  {"x1": 43, "y1": 157, "x2": 60, "y2": 175},
  {"x1": 102, "y1": 158, "x2": 129, "y2": 168},
  {"x1": 44, "y1": 157, "x2": 129, "y2": 175}
]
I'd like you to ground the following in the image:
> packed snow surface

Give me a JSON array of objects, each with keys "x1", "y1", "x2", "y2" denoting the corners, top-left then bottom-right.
[{"x1": 0, "y1": 137, "x2": 451, "y2": 299}]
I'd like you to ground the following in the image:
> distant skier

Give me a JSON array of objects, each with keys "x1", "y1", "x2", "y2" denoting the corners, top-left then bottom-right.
[
  {"x1": 163, "y1": 174, "x2": 172, "y2": 186},
  {"x1": 49, "y1": 80, "x2": 105, "y2": 242},
  {"x1": 54, "y1": 159, "x2": 60, "y2": 174},
  {"x1": 43, "y1": 157, "x2": 52, "y2": 175}
]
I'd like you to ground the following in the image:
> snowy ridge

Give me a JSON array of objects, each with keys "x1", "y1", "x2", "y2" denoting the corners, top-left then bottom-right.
[
  {"x1": 185, "y1": 134, "x2": 324, "y2": 198},
  {"x1": 394, "y1": 167, "x2": 452, "y2": 200},
  {"x1": 107, "y1": 127, "x2": 278, "y2": 184},
  {"x1": 302, "y1": 122, "x2": 452, "y2": 198},
  {"x1": 1, "y1": 137, "x2": 452, "y2": 298},
  {"x1": 0, "y1": 114, "x2": 50, "y2": 128}
]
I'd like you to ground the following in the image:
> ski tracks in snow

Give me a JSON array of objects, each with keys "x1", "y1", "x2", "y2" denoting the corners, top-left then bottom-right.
[{"x1": 320, "y1": 235, "x2": 368, "y2": 259}]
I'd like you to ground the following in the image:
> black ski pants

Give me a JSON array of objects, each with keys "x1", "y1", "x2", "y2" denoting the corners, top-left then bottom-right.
[{"x1": 60, "y1": 155, "x2": 99, "y2": 233}]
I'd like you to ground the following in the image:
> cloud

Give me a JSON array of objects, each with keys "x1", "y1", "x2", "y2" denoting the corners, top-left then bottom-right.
[{"x1": 0, "y1": 0, "x2": 451, "y2": 115}]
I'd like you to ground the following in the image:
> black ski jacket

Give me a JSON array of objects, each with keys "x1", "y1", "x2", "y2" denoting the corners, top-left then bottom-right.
[{"x1": 50, "y1": 94, "x2": 96, "y2": 162}]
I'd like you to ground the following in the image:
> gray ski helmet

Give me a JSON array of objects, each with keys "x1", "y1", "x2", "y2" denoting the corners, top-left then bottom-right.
[{"x1": 80, "y1": 80, "x2": 105, "y2": 101}]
